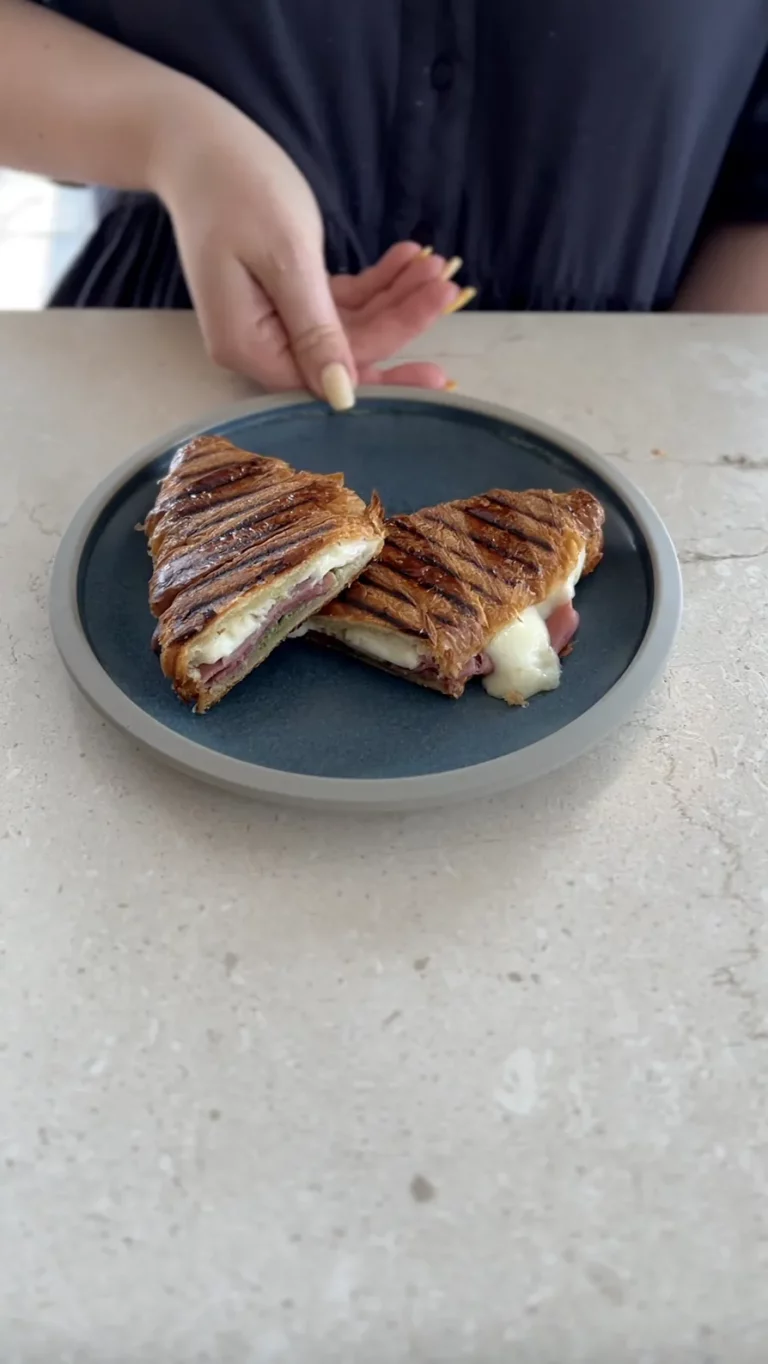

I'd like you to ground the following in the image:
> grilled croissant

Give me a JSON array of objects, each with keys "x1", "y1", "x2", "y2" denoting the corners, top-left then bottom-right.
[
  {"x1": 143, "y1": 435, "x2": 384, "y2": 712},
  {"x1": 305, "y1": 487, "x2": 604, "y2": 703}
]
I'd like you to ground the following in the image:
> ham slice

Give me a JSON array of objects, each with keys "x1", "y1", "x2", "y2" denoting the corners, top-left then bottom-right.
[
  {"x1": 196, "y1": 572, "x2": 335, "y2": 684},
  {"x1": 458, "y1": 654, "x2": 494, "y2": 681},
  {"x1": 411, "y1": 653, "x2": 492, "y2": 685},
  {"x1": 546, "y1": 602, "x2": 580, "y2": 655}
]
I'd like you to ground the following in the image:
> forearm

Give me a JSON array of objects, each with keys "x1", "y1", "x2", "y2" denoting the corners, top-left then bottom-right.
[
  {"x1": 0, "y1": 0, "x2": 206, "y2": 193},
  {"x1": 675, "y1": 225, "x2": 768, "y2": 312}
]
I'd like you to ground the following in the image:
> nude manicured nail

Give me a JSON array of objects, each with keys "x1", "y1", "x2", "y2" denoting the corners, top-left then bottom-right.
[
  {"x1": 418, "y1": 245, "x2": 434, "y2": 258},
  {"x1": 441, "y1": 256, "x2": 462, "y2": 282},
  {"x1": 321, "y1": 362, "x2": 355, "y2": 412},
  {"x1": 443, "y1": 286, "x2": 477, "y2": 316}
]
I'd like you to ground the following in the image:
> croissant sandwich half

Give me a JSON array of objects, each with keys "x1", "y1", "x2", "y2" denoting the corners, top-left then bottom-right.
[
  {"x1": 303, "y1": 487, "x2": 605, "y2": 704},
  {"x1": 143, "y1": 435, "x2": 384, "y2": 712}
]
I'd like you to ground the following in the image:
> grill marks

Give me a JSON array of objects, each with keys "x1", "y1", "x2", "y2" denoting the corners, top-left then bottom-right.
[
  {"x1": 463, "y1": 492, "x2": 561, "y2": 557},
  {"x1": 349, "y1": 565, "x2": 455, "y2": 634},
  {"x1": 464, "y1": 505, "x2": 554, "y2": 554},
  {"x1": 344, "y1": 514, "x2": 489, "y2": 644},
  {"x1": 422, "y1": 508, "x2": 541, "y2": 581},
  {"x1": 484, "y1": 489, "x2": 561, "y2": 530},
  {"x1": 163, "y1": 522, "x2": 338, "y2": 643},
  {"x1": 342, "y1": 597, "x2": 426, "y2": 636},
  {"x1": 167, "y1": 436, "x2": 289, "y2": 488},
  {"x1": 145, "y1": 440, "x2": 286, "y2": 533},
  {"x1": 385, "y1": 553, "x2": 479, "y2": 619},
  {"x1": 345, "y1": 493, "x2": 561, "y2": 645},
  {"x1": 418, "y1": 509, "x2": 515, "y2": 589},
  {"x1": 146, "y1": 435, "x2": 382, "y2": 649},
  {"x1": 148, "y1": 469, "x2": 332, "y2": 551},
  {"x1": 320, "y1": 487, "x2": 606, "y2": 678},
  {"x1": 149, "y1": 488, "x2": 342, "y2": 614}
]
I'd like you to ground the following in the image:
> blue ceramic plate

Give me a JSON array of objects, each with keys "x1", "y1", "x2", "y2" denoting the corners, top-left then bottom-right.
[{"x1": 50, "y1": 390, "x2": 681, "y2": 810}]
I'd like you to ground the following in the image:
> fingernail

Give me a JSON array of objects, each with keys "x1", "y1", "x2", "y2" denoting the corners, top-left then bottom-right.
[
  {"x1": 321, "y1": 362, "x2": 355, "y2": 412},
  {"x1": 442, "y1": 286, "x2": 477, "y2": 316},
  {"x1": 441, "y1": 256, "x2": 462, "y2": 282},
  {"x1": 418, "y1": 245, "x2": 434, "y2": 258},
  {"x1": 444, "y1": 379, "x2": 458, "y2": 392}
]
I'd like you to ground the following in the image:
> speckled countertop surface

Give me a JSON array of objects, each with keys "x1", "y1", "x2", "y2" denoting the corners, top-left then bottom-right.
[{"x1": 1, "y1": 313, "x2": 767, "y2": 1364}]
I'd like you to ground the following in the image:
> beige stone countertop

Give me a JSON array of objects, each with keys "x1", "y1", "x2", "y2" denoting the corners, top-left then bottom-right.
[{"x1": 1, "y1": 312, "x2": 767, "y2": 1363}]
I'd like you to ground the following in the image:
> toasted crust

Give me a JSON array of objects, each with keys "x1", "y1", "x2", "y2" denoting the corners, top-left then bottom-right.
[
  {"x1": 143, "y1": 435, "x2": 384, "y2": 707},
  {"x1": 317, "y1": 488, "x2": 605, "y2": 683}
]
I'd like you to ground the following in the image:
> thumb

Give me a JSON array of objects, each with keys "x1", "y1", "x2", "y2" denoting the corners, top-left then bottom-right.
[{"x1": 266, "y1": 250, "x2": 358, "y2": 411}]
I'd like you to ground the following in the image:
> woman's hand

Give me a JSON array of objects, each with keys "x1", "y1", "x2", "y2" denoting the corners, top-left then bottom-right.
[
  {"x1": 330, "y1": 243, "x2": 466, "y2": 391},
  {"x1": 154, "y1": 90, "x2": 464, "y2": 406},
  {"x1": 0, "y1": 2, "x2": 468, "y2": 401}
]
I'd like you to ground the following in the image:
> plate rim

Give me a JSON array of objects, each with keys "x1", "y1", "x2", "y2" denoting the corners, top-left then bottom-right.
[{"x1": 49, "y1": 387, "x2": 682, "y2": 811}]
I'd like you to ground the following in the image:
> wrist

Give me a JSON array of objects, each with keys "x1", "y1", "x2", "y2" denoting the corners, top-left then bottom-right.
[{"x1": 143, "y1": 76, "x2": 228, "y2": 204}]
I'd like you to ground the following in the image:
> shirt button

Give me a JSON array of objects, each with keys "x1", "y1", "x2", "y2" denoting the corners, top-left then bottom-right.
[{"x1": 430, "y1": 56, "x2": 455, "y2": 92}]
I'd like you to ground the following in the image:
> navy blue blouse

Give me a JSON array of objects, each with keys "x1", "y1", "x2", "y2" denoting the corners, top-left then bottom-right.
[{"x1": 43, "y1": 0, "x2": 768, "y2": 311}]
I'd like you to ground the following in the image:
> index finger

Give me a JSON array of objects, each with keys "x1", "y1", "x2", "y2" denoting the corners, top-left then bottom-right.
[{"x1": 332, "y1": 242, "x2": 444, "y2": 310}]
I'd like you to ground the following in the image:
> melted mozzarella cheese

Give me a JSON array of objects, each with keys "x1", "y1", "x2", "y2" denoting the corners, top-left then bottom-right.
[
  {"x1": 540, "y1": 548, "x2": 585, "y2": 615},
  {"x1": 191, "y1": 539, "x2": 372, "y2": 666},
  {"x1": 483, "y1": 608, "x2": 561, "y2": 701},
  {"x1": 311, "y1": 621, "x2": 428, "y2": 670},
  {"x1": 481, "y1": 548, "x2": 586, "y2": 703}
]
